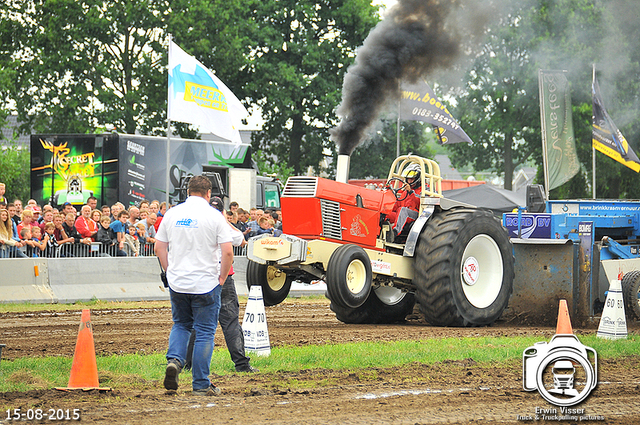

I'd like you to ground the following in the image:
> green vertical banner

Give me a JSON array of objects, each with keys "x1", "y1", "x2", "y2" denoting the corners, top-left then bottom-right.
[{"x1": 539, "y1": 70, "x2": 580, "y2": 191}]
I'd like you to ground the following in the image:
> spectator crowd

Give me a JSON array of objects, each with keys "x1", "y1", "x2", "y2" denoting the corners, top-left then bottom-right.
[{"x1": 0, "y1": 181, "x2": 283, "y2": 259}]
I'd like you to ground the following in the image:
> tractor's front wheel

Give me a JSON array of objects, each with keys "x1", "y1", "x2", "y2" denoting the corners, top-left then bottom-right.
[
  {"x1": 330, "y1": 286, "x2": 416, "y2": 324},
  {"x1": 414, "y1": 208, "x2": 514, "y2": 326},
  {"x1": 246, "y1": 261, "x2": 293, "y2": 306},
  {"x1": 325, "y1": 244, "x2": 372, "y2": 309}
]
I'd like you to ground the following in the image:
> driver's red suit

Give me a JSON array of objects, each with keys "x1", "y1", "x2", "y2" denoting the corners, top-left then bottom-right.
[{"x1": 386, "y1": 188, "x2": 421, "y2": 235}]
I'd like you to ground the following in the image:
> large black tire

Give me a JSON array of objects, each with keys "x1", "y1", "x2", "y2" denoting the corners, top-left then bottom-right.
[
  {"x1": 331, "y1": 286, "x2": 416, "y2": 324},
  {"x1": 246, "y1": 260, "x2": 292, "y2": 306},
  {"x1": 414, "y1": 208, "x2": 514, "y2": 326},
  {"x1": 622, "y1": 270, "x2": 640, "y2": 320},
  {"x1": 326, "y1": 244, "x2": 372, "y2": 309}
]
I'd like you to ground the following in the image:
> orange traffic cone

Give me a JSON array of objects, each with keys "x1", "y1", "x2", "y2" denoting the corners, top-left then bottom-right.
[
  {"x1": 56, "y1": 309, "x2": 110, "y2": 391},
  {"x1": 555, "y1": 299, "x2": 573, "y2": 335}
]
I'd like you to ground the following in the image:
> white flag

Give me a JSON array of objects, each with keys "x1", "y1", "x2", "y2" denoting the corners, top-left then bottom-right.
[{"x1": 168, "y1": 41, "x2": 248, "y2": 144}]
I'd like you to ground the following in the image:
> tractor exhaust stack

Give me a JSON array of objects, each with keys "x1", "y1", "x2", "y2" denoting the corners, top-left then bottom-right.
[{"x1": 336, "y1": 154, "x2": 350, "y2": 184}]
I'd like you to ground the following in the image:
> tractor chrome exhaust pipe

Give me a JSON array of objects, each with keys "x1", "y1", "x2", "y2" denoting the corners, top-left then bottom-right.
[{"x1": 336, "y1": 154, "x2": 350, "y2": 183}]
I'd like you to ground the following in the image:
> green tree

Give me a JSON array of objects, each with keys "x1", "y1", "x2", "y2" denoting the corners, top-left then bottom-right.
[
  {"x1": 253, "y1": 150, "x2": 295, "y2": 184},
  {"x1": 247, "y1": 0, "x2": 379, "y2": 175},
  {"x1": 0, "y1": 142, "x2": 30, "y2": 202},
  {"x1": 446, "y1": 1, "x2": 545, "y2": 191},
  {"x1": 0, "y1": 2, "x2": 18, "y2": 140},
  {"x1": 446, "y1": 0, "x2": 640, "y2": 197},
  {"x1": 349, "y1": 120, "x2": 436, "y2": 179},
  {"x1": 4, "y1": 0, "x2": 252, "y2": 137},
  {"x1": 4, "y1": 0, "x2": 168, "y2": 135}
]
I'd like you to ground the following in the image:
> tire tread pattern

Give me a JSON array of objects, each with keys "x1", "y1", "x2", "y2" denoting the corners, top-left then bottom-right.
[
  {"x1": 330, "y1": 291, "x2": 416, "y2": 324},
  {"x1": 621, "y1": 270, "x2": 640, "y2": 320},
  {"x1": 246, "y1": 260, "x2": 292, "y2": 307},
  {"x1": 413, "y1": 208, "x2": 514, "y2": 327}
]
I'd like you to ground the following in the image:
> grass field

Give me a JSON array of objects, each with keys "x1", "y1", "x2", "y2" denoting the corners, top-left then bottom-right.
[{"x1": 2, "y1": 334, "x2": 639, "y2": 393}]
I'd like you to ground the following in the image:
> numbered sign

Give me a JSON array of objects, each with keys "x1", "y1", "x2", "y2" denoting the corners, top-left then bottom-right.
[
  {"x1": 597, "y1": 279, "x2": 627, "y2": 340},
  {"x1": 241, "y1": 285, "x2": 271, "y2": 356}
]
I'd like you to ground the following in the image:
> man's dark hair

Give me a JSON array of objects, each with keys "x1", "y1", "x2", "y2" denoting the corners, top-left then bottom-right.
[
  {"x1": 188, "y1": 175, "x2": 212, "y2": 196},
  {"x1": 229, "y1": 201, "x2": 239, "y2": 208},
  {"x1": 118, "y1": 210, "x2": 130, "y2": 219},
  {"x1": 210, "y1": 196, "x2": 224, "y2": 212},
  {"x1": 88, "y1": 196, "x2": 98, "y2": 202}
]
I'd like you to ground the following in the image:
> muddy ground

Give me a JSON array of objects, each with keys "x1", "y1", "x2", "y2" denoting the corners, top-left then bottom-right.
[{"x1": 2, "y1": 300, "x2": 640, "y2": 424}]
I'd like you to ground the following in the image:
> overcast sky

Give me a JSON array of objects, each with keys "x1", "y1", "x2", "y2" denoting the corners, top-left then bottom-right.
[{"x1": 373, "y1": 0, "x2": 398, "y2": 13}]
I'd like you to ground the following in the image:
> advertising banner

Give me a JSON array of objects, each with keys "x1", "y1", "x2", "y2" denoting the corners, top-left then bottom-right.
[
  {"x1": 503, "y1": 213, "x2": 553, "y2": 239},
  {"x1": 30, "y1": 134, "x2": 119, "y2": 207},
  {"x1": 592, "y1": 76, "x2": 640, "y2": 172},
  {"x1": 400, "y1": 79, "x2": 472, "y2": 145},
  {"x1": 118, "y1": 135, "x2": 251, "y2": 207}
]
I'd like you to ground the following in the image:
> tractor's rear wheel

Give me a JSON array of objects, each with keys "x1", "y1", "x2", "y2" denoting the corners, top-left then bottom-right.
[
  {"x1": 414, "y1": 208, "x2": 514, "y2": 326},
  {"x1": 330, "y1": 286, "x2": 416, "y2": 324},
  {"x1": 246, "y1": 261, "x2": 292, "y2": 306},
  {"x1": 622, "y1": 270, "x2": 640, "y2": 320},
  {"x1": 325, "y1": 244, "x2": 372, "y2": 309}
]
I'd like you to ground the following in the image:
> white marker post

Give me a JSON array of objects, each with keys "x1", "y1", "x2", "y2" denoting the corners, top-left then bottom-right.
[
  {"x1": 242, "y1": 285, "x2": 271, "y2": 356},
  {"x1": 597, "y1": 279, "x2": 628, "y2": 340}
]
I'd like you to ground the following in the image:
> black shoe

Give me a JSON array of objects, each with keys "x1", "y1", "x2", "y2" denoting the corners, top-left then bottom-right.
[
  {"x1": 192, "y1": 383, "x2": 221, "y2": 396},
  {"x1": 236, "y1": 365, "x2": 259, "y2": 373},
  {"x1": 164, "y1": 359, "x2": 181, "y2": 391}
]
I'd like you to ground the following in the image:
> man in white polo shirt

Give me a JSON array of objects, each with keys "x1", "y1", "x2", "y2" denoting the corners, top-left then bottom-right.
[{"x1": 155, "y1": 175, "x2": 233, "y2": 396}]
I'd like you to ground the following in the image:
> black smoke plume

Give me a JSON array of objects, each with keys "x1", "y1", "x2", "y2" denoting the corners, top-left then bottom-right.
[{"x1": 331, "y1": 0, "x2": 483, "y2": 155}]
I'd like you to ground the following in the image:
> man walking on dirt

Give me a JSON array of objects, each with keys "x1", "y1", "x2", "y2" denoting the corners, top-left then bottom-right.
[
  {"x1": 155, "y1": 175, "x2": 233, "y2": 396},
  {"x1": 183, "y1": 196, "x2": 258, "y2": 374}
]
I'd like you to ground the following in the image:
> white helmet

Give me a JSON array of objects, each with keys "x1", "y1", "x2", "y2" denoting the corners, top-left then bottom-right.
[{"x1": 402, "y1": 163, "x2": 421, "y2": 189}]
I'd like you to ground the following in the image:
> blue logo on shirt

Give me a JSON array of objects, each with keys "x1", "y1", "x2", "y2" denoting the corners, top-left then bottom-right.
[{"x1": 175, "y1": 218, "x2": 198, "y2": 228}]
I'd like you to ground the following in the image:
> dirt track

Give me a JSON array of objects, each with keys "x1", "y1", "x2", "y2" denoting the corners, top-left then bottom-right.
[{"x1": 2, "y1": 300, "x2": 640, "y2": 424}]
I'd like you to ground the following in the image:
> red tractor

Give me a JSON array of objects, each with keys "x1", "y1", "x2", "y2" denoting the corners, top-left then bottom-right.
[{"x1": 247, "y1": 155, "x2": 514, "y2": 326}]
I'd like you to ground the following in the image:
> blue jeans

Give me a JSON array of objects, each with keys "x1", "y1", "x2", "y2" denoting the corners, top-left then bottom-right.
[
  {"x1": 185, "y1": 276, "x2": 250, "y2": 371},
  {"x1": 167, "y1": 285, "x2": 222, "y2": 391}
]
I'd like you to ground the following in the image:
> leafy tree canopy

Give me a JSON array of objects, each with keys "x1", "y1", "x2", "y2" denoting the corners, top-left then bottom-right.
[
  {"x1": 444, "y1": 0, "x2": 640, "y2": 198},
  {"x1": 0, "y1": 143, "x2": 30, "y2": 202},
  {"x1": 1, "y1": 0, "x2": 380, "y2": 179},
  {"x1": 247, "y1": 0, "x2": 379, "y2": 175}
]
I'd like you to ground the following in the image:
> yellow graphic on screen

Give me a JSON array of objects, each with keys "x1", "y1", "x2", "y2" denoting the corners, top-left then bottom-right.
[{"x1": 40, "y1": 139, "x2": 96, "y2": 180}]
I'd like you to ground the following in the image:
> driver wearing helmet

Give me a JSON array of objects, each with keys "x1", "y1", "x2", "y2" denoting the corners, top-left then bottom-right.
[{"x1": 387, "y1": 163, "x2": 422, "y2": 238}]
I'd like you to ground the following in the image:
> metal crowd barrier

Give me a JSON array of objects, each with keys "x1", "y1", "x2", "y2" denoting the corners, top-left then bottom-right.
[
  {"x1": 0, "y1": 242, "x2": 156, "y2": 258},
  {"x1": 1, "y1": 242, "x2": 244, "y2": 259},
  {"x1": 233, "y1": 245, "x2": 247, "y2": 257}
]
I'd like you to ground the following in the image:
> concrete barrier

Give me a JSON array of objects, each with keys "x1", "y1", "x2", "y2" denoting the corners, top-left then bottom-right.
[
  {"x1": 47, "y1": 257, "x2": 169, "y2": 303},
  {"x1": 2, "y1": 255, "x2": 328, "y2": 304},
  {"x1": 1, "y1": 258, "x2": 56, "y2": 304},
  {"x1": 233, "y1": 256, "x2": 248, "y2": 295}
]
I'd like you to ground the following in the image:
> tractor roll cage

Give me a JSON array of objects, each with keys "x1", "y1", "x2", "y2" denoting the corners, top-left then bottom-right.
[{"x1": 386, "y1": 155, "x2": 443, "y2": 214}]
